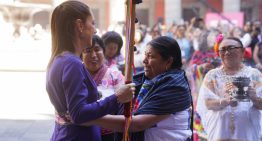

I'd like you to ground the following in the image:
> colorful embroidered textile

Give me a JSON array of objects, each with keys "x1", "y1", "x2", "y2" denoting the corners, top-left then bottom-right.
[
  {"x1": 93, "y1": 64, "x2": 108, "y2": 85},
  {"x1": 133, "y1": 79, "x2": 152, "y2": 112},
  {"x1": 190, "y1": 50, "x2": 218, "y2": 66}
]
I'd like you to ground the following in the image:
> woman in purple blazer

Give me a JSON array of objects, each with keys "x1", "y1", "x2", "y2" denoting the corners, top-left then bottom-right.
[{"x1": 46, "y1": 1, "x2": 135, "y2": 141}]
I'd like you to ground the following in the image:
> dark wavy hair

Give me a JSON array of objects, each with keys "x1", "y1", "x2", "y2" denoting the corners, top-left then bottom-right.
[
  {"x1": 101, "y1": 31, "x2": 123, "y2": 56},
  {"x1": 147, "y1": 36, "x2": 182, "y2": 69}
]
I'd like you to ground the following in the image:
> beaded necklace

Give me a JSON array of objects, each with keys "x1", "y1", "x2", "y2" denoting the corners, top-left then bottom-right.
[
  {"x1": 224, "y1": 75, "x2": 236, "y2": 134},
  {"x1": 222, "y1": 65, "x2": 243, "y2": 134}
]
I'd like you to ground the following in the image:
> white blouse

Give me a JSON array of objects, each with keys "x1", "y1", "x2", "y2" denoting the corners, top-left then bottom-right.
[
  {"x1": 196, "y1": 66, "x2": 262, "y2": 141},
  {"x1": 144, "y1": 108, "x2": 192, "y2": 141}
]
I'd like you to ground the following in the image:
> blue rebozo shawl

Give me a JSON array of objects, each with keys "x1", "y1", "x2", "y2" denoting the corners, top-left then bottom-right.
[
  {"x1": 116, "y1": 69, "x2": 192, "y2": 141},
  {"x1": 133, "y1": 69, "x2": 192, "y2": 115}
]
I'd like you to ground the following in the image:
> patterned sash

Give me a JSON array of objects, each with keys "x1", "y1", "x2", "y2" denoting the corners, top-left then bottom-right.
[
  {"x1": 133, "y1": 79, "x2": 152, "y2": 112},
  {"x1": 55, "y1": 111, "x2": 73, "y2": 125}
]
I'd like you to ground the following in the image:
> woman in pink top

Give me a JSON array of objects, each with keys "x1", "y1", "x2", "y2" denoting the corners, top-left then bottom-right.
[{"x1": 82, "y1": 35, "x2": 125, "y2": 141}]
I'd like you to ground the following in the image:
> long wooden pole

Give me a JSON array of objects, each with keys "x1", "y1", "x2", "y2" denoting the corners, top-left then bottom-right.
[{"x1": 122, "y1": 0, "x2": 136, "y2": 140}]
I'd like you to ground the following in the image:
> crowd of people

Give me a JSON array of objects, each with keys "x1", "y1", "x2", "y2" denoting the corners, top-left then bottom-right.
[
  {"x1": 131, "y1": 11, "x2": 262, "y2": 141},
  {"x1": 45, "y1": 1, "x2": 262, "y2": 141}
]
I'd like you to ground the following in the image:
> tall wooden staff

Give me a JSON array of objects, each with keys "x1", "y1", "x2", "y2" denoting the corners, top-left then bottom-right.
[{"x1": 123, "y1": 0, "x2": 142, "y2": 141}]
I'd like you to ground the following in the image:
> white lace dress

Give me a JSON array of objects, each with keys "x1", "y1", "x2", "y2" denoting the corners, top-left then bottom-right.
[{"x1": 196, "y1": 66, "x2": 262, "y2": 141}]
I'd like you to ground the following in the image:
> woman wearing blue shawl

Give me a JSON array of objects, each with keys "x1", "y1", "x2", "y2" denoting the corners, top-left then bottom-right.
[{"x1": 84, "y1": 36, "x2": 193, "y2": 141}]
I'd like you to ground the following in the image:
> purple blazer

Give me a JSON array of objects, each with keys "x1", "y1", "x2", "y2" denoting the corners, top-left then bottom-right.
[{"x1": 46, "y1": 52, "x2": 118, "y2": 141}]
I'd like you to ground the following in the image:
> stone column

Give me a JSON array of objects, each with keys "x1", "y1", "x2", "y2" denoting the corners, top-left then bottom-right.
[
  {"x1": 165, "y1": 0, "x2": 181, "y2": 26},
  {"x1": 109, "y1": 0, "x2": 125, "y2": 27},
  {"x1": 223, "y1": 0, "x2": 240, "y2": 12}
]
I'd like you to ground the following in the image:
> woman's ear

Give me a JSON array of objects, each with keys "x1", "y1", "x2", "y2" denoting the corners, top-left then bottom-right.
[
  {"x1": 75, "y1": 19, "x2": 83, "y2": 33},
  {"x1": 75, "y1": 19, "x2": 85, "y2": 39},
  {"x1": 166, "y1": 57, "x2": 174, "y2": 70}
]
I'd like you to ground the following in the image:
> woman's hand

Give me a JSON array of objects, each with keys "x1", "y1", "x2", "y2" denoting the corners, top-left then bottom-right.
[
  {"x1": 224, "y1": 83, "x2": 238, "y2": 107},
  {"x1": 247, "y1": 86, "x2": 259, "y2": 105},
  {"x1": 115, "y1": 83, "x2": 135, "y2": 103},
  {"x1": 247, "y1": 86, "x2": 262, "y2": 109},
  {"x1": 247, "y1": 86, "x2": 256, "y2": 101},
  {"x1": 224, "y1": 93, "x2": 238, "y2": 107}
]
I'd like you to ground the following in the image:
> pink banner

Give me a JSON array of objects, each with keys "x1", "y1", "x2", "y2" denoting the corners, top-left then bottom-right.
[{"x1": 205, "y1": 12, "x2": 244, "y2": 28}]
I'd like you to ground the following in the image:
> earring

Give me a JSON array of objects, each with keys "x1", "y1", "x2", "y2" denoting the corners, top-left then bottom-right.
[{"x1": 79, "y1": 31, "x2": 85, "y2": 39}]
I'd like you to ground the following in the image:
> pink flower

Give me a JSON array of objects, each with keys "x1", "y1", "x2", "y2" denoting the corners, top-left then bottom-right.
[{"x1": 215, "y1": 34, "x2": 224, "y2": 44}]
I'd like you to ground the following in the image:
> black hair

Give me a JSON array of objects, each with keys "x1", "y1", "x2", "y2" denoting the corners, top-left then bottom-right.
[
  {"x1": 101, "y1": 31, "x2": 123, "y2": 56},
  {"x1": 147, "y1": 36, "x2": 182, "y2": 69},
  {"x1": 226, "y1": 37, "x2": 244, "y2": 48},
  {"x1": 92, "y1": 35, "x2": 105, "y2": 52}
]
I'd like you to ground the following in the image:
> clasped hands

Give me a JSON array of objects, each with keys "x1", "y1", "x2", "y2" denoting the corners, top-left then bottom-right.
[
  {"x1": 115, "y1": 83, "x2": 136, "y2": 103},
  {"x1": 222, "y1": 83, "x2": 257, "y2": 107}
]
